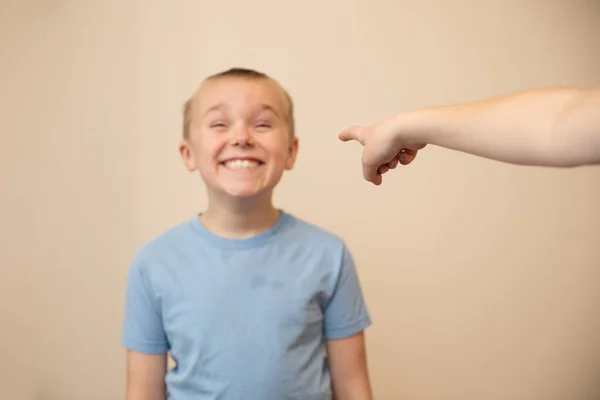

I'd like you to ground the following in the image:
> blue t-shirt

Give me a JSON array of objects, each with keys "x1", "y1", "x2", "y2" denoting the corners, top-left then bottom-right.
[{"x1": 122, "y1": 211, "x2": 372, "y2": 400}]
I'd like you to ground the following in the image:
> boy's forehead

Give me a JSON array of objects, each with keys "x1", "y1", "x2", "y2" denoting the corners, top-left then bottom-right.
[{"x1": 192, "y1": 77, "x2": 287, "y2": 116}]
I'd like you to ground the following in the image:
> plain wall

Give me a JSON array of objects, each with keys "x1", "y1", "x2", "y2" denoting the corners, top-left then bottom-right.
[{"x1": 2, "y1": 1, "x2": 600, "y2": 399}]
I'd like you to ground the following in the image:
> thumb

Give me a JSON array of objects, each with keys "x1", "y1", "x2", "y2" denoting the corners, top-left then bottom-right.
[{"x1": 338, "y1": 126, "x2": 364, "y2": 145}]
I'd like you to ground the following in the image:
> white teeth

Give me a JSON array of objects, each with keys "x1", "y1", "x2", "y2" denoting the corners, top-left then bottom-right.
[{"x1": 224, "y1": 159, "x2": 260, "y2": 169}]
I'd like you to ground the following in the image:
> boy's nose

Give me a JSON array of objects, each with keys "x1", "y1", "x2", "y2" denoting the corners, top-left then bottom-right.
[{"x1": 230, "y1": 125, "x2": 254, "y2": 146}]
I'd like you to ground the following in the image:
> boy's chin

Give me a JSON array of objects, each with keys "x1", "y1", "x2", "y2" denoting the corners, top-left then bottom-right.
[
  {"x1": 226, "y1": 191, "x2": 263, "y2": 200},
  {"x1": 212, "y1": 186, "x2": 273, "y2": 203}
]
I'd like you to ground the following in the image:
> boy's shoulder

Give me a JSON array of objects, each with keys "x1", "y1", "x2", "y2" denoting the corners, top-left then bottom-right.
[
  {"x1": 131, "y1": 217, "x2": 196, "y2": 264},
  {"x1": 283, "y1": 212, "x2": 347, "y2": 248}
]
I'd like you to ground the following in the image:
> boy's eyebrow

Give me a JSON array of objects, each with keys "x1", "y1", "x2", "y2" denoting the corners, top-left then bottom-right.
[
  {"x1": 201, "y1": 103, "x2": 282, "y2": 118},
  {"x1": 202, "y1": 103, "x2": 228, "y2": 117},
  {"x1": 257, "y1": 104, "x2": 281, "y2": 118}
]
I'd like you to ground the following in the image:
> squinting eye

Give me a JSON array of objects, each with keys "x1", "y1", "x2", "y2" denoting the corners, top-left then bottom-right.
[
  {"x1": 210, "y1": 122, "x2": 227, "y2": 129},
  {"x1": 255, "y1": 121, "x2": 272, "y2": 128}
]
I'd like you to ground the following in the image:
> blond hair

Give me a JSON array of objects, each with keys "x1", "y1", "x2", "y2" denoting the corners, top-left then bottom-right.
[{"x1": 182, "y1": 67, "x2": 295, "y2": 140}]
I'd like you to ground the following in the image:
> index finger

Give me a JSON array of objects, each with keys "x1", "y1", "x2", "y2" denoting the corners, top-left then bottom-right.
[{"x1": 338, "y1": 126, "x2": 365, "y2": 145}]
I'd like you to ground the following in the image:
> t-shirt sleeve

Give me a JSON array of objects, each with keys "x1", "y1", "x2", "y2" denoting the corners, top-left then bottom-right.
[
  {"x1": 323, "y1": 244, "x2": 372, "y2": 340},
  {"x1": 121, "y1": 255, "x2": 169, "y2": 354}
]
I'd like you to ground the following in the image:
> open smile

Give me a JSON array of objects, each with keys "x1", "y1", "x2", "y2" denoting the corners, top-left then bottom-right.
[{"x1": 220, "y1": 158, "x2": 265, "y2": 170}]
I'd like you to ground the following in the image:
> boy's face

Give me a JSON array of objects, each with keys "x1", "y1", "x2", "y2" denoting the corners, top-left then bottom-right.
[{"x1": 180, "y1": 77, "x2": 298, "y2": 201}]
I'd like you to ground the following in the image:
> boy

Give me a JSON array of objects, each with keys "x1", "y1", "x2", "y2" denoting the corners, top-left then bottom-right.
[{"x1": 122, "y1": 68, "x2": 373, "y2": 400}]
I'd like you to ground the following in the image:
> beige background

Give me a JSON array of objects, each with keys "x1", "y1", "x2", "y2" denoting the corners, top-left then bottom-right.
[{"x1": 2, "y1": 1, "x2": 600, "y2": 399}]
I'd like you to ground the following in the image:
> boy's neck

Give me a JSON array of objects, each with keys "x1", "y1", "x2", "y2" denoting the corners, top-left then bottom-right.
[{"x1": 200, "y1": 194, "x2": 281, "y2": 239}]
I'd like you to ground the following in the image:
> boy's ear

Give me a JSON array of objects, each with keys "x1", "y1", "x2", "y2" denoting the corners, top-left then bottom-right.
[
  {"x1": 179, "y1": 140, "x2": 197, "y2": 172},
  {"x1": 285, "y1": 136, "x2": 299, "y2": 170}
]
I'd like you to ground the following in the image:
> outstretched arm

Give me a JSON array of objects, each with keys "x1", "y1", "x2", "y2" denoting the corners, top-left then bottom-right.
[
  {"x1": 340, "y1": 87, "x2": 600, "y2": 184},
  {"x1": 404, "y1": 87, "x2": 600, "y2": 167}
]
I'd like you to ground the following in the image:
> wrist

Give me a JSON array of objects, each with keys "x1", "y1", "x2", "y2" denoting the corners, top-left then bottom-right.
[{"x1": 385, "y1": 108, "x2": 431, "y2": 148}]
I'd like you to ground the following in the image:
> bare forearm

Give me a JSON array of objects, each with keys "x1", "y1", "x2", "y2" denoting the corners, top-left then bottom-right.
[
  {"x1": 399, "y1": 87, "x2": 600, "y2": 167},
  {"x1": 126, "y1": 351, "x2": 167, "y2": 400},
  {"x1": 126, "y1": 385, "x2": 166, "y2": 400},
  {"x1": 327, "y1": 334, "x2": 373, "y2": 400},
  {"x1": 331, "y1": 360, "x2": 372, "y2": 400},
  {"x1": 332, "y1": 379, "x2": 373, "y2": 400}
]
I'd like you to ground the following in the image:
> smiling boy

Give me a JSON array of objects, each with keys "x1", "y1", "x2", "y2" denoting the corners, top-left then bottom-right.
[{"x1": 122, "y1": 68, "x2": 373, "y2": 400}]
